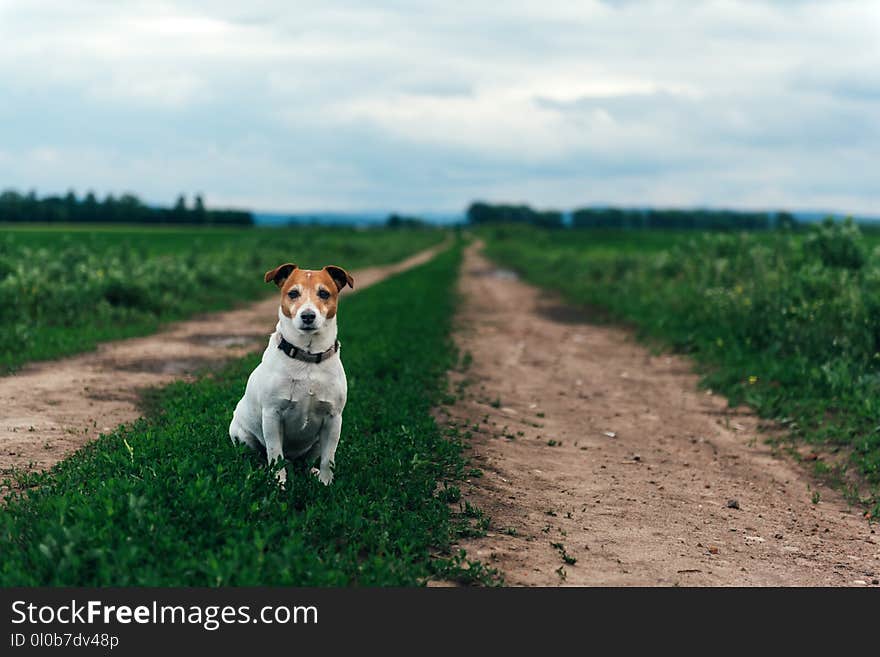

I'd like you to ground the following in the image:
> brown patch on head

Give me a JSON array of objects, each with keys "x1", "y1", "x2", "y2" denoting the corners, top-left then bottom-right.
[{"x1": 278, "y1": 268, "x2": 344, "y2": 319}]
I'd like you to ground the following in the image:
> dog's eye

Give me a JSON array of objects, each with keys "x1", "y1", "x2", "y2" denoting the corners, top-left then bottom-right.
[
  {"x1": 288, "y1": 289, "x2": 300, "y2": 299},
  {"x1": 317, "y1": 289, "x2": 331, "y2": 300}
]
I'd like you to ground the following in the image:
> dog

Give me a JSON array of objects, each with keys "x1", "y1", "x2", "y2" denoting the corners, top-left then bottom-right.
[{"x1": 229, "y1": 262, "x2": 354, "y2": 486}]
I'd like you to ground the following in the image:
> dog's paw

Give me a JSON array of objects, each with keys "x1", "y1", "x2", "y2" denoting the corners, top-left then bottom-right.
[
  {"x1": 311, "y1": 466, "x2": 334, "y2": 486},
  {"x1": 275, "y1": 468, "x2": 288, "y2": 488}
]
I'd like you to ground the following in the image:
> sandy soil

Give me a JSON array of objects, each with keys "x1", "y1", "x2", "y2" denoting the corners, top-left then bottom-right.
[
  {"x1": 441, "y1": 243, "x2": 879, "y2": 586},
  {"x1": 0, "y1": 243, "x2": 445, "y2": 475}
]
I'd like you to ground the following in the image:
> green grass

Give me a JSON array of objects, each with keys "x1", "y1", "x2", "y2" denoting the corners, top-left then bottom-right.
[
  {"x1": 0, "y1": 223, "x2": 263, "y2": 255},
  {"x1": 0, "y1": 224, "x2": 443, "y2": 371},
  {"x1": 483, "y1": 221, "x2": 880, "y2": 518},
  {"x1": 0, "y1": 243, "x2": 493, "y2": 586}
]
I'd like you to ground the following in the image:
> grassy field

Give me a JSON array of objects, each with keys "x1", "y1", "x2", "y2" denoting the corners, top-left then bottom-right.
[
  {"x1": 0, "y1": 243, "x2": 492, "y2": 586},
  {"x1": 0, "y1": 224, "x2": 444, "y2": 371},
  {"x1": 483, "y1": 221, "x2": 880, "y2": 517}
]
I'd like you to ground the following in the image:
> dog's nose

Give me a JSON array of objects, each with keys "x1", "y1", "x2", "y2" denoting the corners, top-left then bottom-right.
[{"x1": 300, "y1": 310, "x2": 316, "y2": 325}]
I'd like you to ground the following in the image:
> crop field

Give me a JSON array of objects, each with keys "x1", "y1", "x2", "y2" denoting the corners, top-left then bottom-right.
[
  {"x1": 484, "y1": 221, "x2": 880, "y2": 517},
  {"x1": 0, "y1": 243, "x2": 494, "y2": 586},
  {"x1": 0, "y1": 224, "x2": 443, "y2": 371}
]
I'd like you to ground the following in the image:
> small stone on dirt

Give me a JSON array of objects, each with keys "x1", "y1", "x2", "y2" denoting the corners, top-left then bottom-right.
[
  {"x1": 727, "y1": 499, "x2": 740, "y2": 509},
  {"x1": 602, "y1": 431, "x2": 617, "y2": 438},
  {"x1": 632, "y1": 454, "x2": 641, "y2": 461},
  {"x1": 708, "y1": 546, "x2": 719, "y2": 554}
]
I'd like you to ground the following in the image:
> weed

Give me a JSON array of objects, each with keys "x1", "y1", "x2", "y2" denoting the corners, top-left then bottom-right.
[
  {"x1": 438, "y1": 486, "x2": 462, "y2": 504},
  {"x1": 551, "y1": 542, "x2": 577, "y2": 565}
]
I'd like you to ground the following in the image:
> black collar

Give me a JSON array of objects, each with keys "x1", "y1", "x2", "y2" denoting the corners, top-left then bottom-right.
[{"x1": 277, "y1": 335, "x2": 340, "y2": 364}]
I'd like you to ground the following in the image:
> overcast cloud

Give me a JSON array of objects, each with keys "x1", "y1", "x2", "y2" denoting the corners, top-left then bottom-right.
[{"x1": 0, "y1": 0, "x2": 877, "y2": 214}]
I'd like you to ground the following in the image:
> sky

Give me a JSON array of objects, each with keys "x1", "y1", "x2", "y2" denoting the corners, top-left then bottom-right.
[{"x1": 0, "y1": 0, "x2": 878, "y2": 215}]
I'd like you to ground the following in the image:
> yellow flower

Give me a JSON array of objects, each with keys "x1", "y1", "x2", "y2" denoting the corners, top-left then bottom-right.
[{"x1": 748, "y1": 376, "x2": 758, "y2": 385}]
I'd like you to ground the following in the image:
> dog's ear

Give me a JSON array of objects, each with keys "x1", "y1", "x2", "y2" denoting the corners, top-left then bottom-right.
[
  {"x1": 264, "y1": 263, "x2": 297, "y2": 287},
  {"x1": 324, "y1": 265, "x2": 354, "y2": 291}
]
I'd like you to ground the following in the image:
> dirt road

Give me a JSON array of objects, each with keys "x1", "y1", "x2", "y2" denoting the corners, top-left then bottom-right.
[
  {"x1": 0, "y1": 243, "x2": 445, "y2": 475},
  {"x1": 442, "y1": 244, "x2": 879, "y2": 586}
]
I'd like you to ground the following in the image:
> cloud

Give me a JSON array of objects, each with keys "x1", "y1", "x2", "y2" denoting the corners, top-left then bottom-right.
[{"x1": 0, "y1": 0, "x2": 877, "y2": 214}]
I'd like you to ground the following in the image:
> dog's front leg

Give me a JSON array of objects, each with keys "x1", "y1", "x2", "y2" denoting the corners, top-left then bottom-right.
[
  {"x1": 314, "y1": 414, "x2": 342, "y2": 486},
  {"x1": 261, "y1": 408, "x2": 287, "y2": 486}
]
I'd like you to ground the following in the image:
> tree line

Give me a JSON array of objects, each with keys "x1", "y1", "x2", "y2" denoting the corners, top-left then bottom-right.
[
  {"x1": 466, "y1": 202, "x2": 565, "y2": 229},
  {"x1": 0, "y1": 189, "x2": 253, "y2": 225},
  {"x1": 385, "y1": 213, "x2": 430, "y2": 228},
  {"x1": 467, "y1": 201, "x2": 798, "y2": 231}
]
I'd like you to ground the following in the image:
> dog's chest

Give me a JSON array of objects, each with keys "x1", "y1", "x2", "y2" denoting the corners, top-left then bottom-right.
[
  {"x1": 274, "y1": 369, "x2": 341, "y2": 438},
  {"x1": 283, "y1": 379, "x2": 332, "y2": 419}
]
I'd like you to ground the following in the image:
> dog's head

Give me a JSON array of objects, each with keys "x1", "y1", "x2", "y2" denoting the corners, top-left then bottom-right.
[{"x1": 264, "y1": 263, "x2": 354, "y2": 334}]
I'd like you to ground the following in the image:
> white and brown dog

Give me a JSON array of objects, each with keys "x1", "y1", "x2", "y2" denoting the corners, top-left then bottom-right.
[{"x1": 229, "y1": 263, "x2": 354, "y2": 486}]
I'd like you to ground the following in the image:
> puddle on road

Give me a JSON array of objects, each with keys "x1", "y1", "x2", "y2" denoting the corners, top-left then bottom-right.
[
  {"x1": 467, "y1": 267, "x2": 520, "y2": 279},
  {"x1": 112, "y1": 357, "x2": 215, "y2": 375},
  {"x1": 184, "y1": 333, "x2": 264, "y2": 348}
]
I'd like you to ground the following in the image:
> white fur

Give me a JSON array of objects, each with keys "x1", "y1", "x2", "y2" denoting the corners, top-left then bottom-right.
[{"x1": 229, "y1": 303, "x2": 347, "y2": 486}]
